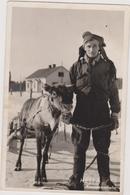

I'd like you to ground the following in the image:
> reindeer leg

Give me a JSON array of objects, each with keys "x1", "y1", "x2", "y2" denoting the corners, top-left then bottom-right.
[
  {"x1": 41, "y1": 125, "x2": 58, "y2": 182},
  {"x1": 41, "y1": 159, "x2": 47, "y2": 183},
  {"x1": 34, "y1": 136, "x2": 43, "y2": 186},
  {"x1": 15, "y1": 137, "x2": 25, "y2": 171},
  {"x1": 44, "y1": 125, "x2": 58, "y2": 163},
  {"x1": 41, "y1": 134, "x2": 53, "y2": 182},
  {"x1": 15, "y1": 120, "x2": 27, "y2": 171},
  {"x1": 48, "y1": 143, "x2": 52, "y2": 160}
]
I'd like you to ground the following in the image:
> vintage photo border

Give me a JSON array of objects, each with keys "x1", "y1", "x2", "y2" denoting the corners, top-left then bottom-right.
[{"x1": 0, "y1": 1, "x2": 130, "y2": 195}]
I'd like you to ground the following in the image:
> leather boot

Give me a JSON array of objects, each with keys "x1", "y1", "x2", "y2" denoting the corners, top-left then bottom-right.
[{"x1": 67, "y1": 175, "x2": 84, "y2": 190}]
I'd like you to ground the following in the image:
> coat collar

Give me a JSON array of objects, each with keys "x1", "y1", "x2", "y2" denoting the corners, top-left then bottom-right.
[{"x1": 80, "y1": 54, "x2": 101, "y2": 66}]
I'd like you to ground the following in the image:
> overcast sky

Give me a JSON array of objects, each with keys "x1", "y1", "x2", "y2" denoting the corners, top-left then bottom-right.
[{"x1": 10, "y1": 6, "x2": 124, "y2": 81}]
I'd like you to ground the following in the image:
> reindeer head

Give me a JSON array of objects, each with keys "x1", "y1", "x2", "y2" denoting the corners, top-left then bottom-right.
[{"x1": 43, "y1": 84, "x2": 73, "y2": 115}]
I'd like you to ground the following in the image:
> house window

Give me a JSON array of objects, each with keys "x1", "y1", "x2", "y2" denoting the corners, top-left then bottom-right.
[{"x1": 58, "y1": 72, "x2": 64, "y2": 77}]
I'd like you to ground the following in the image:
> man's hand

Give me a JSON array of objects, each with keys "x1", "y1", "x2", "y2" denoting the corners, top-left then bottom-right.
[
  {"x1": 61, "y1": 113, "x2": 72, "y2": 125},
  {"x1": 111, "y1": 113, "x2": 119, "y2": 130}
]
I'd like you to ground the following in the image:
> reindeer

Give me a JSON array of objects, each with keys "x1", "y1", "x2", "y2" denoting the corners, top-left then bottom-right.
[{"x1": 12, "y1": 84, "x2": 73, "y2": 186}]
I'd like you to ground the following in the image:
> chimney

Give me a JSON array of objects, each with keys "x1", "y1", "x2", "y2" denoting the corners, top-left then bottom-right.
[
  {"x1": 49, "y1": 65, "x2": 52, "y2": 68},
  {"x1": 53, "y1": 64, "x2": 56, "y2": 68}
]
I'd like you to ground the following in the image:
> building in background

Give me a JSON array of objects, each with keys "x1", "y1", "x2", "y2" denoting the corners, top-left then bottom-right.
[{"x1": 25, "y1": 64, "x2": 71, "y2": 92}]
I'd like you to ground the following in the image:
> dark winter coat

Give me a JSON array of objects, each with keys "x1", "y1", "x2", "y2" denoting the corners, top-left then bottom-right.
[{"x1": 70, "y1": 55, "x2": 120, "y2": 128}]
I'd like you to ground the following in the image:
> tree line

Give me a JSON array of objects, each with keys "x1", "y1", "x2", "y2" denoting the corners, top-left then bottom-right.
[{"x1": 9, "y1": 71, "x2": 26, "y2": 93}]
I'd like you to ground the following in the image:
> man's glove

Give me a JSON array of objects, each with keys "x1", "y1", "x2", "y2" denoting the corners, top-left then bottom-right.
[{"x1": 111, "y1": 113, "x2": 119, "y2": 130}]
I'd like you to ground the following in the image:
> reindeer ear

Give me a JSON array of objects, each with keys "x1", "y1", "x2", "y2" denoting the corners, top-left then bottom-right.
[{"x1": 43, "y1": 84, "x2": 52, "y2": 93}]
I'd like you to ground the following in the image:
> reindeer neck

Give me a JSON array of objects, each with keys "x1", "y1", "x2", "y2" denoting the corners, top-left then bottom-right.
[{"x1": 48, "y1": 96, "x2": 61, "y2": 119}]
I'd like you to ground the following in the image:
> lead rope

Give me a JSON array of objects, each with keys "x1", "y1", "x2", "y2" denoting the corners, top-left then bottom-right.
[
  {"x1": 83, "y1": 127, "x2": 119, "y2": 192},
  {"x1": 63, "y1": 123, "x2": 67, "y2": 142},
  {"x1": 84, "y1": 148, "x2": 120, "y2": 192},
  {"x1": 85, "y1": 149, "x2": 119, "y2": 171},
  {"x1": 56, "y1": 124, "x2": 119, "y2": 191},
  {"x1": 56, "y1": 148, "x2": 120, "y2": 191}
]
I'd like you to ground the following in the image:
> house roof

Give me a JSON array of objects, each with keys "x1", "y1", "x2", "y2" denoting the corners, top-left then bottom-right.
[{"x1": 26, "y1": 66, "x2": 68, "y2": 79}]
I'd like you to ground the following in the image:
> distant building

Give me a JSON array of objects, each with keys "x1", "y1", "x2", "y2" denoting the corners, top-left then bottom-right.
[{"x1": 25, "y1": 64, "x2": 71, "y2": 92}]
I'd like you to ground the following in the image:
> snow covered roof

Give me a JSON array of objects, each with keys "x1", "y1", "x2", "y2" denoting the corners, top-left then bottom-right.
[{"x1": 26, "y1": 66, "x2": 68, "y2": 79}]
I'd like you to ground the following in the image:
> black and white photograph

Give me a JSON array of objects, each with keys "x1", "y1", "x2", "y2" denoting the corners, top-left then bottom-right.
[{"x1": 0, "y1": 1, "x2": 130, "y2": 194}]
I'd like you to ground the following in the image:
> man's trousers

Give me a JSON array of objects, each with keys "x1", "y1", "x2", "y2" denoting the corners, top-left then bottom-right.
[{"x1": 71, "y1": 125, "x2": 111, "y2": 182}]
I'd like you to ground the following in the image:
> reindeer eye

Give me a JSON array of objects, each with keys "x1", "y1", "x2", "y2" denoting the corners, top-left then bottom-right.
[{"x1": 52, "y1": 91, "x2": 57, "y2": 98}]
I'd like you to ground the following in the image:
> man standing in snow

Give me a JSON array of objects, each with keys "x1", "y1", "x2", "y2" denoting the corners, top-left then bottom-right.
[{"x1": 67, "y1": 31, "x2": 120, "y2": 191}]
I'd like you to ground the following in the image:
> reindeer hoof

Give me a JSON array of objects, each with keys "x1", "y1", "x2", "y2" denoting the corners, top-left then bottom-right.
[
  {"x1": 14, "y1": 167, "x2": 22, "y2": 171},
  {"x1": 42, "y1": 177, "x2": 48, "y2": 182},
  {"x1": 33, "y1": 182, "x2": 44, "y2": 187},
  {"x1": 45, "y1": 160, "x2": 49, "y2": 164}
]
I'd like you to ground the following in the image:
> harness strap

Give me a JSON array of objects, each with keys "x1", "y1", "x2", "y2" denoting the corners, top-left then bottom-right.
[
  {"x1": 48, "y1": 97, "x2": 61, "y2": 118},
  {"x1": 32, "y1": 109, "x2": 42, "y2": 120}
]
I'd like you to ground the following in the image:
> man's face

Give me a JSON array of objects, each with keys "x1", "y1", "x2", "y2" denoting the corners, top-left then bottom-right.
[{"x1": 84, "y1": 39, "x2": 100, "y2": 58}]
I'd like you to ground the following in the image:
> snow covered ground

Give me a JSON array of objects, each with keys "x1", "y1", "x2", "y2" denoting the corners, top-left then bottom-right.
[{"x1": 5, "y1": 92, "x2": 121, "y2": 192}]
